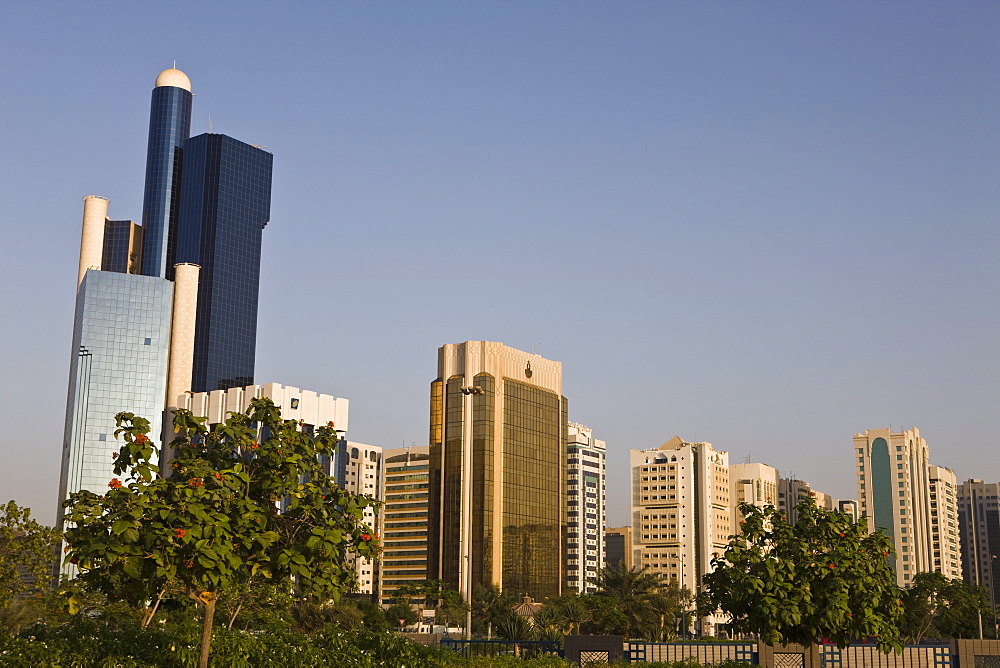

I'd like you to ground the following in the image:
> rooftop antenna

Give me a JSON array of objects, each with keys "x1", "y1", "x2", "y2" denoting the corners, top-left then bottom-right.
[
  {"x1": 208, "y1": 115, "x2": 213, "y2": 134},
  {"x1": 173, "y1": 60, "x2": 176, "y2": 68}
]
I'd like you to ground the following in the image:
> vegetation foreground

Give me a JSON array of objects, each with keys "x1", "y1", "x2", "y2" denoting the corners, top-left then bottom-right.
[{"x1": 0, "y1": 620, "x2": 754, "y2": 668}]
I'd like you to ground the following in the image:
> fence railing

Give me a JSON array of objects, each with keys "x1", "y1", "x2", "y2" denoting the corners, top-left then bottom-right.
[
  {"x1": 627, "y1": 641, "x2": 757, "y2": 664},
  {"x1": 820, "y1": 644, "x2": 952, "y2": 668},
  {"x1": 440, "y1": 638, "x2": 977, "y2": 666}
]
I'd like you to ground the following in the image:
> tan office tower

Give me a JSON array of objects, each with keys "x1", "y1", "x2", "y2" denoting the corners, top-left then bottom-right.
[
  {"x1": 630, "y1": 437, "x2": 731, "y2": 601},
  {"x1": 379, "y1": 446, "x2": 430, "y2": 605},
  {"x1": 778, "y1": 478, "x2": 835, "y2": 524},
  {"x1": 604, "y1": 527, "x2": 633, "y2": 569},
  {"x1": 927, "y1": 465, "x2": 962, "y2": 580},
  {"x1": 729, "y1": 462, "x2": 779, "y2": 529},
  {"x1": 428, "y1": 341, "x2": 566, "y2": 602},
  {"x1": 854, "y1": 427, "x2": 932, "y2": 586}
]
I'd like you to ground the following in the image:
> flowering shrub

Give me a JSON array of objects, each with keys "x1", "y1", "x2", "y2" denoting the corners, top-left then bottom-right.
[{"x1": 61, "y1": 398, "x2": 381, "y2": 667}]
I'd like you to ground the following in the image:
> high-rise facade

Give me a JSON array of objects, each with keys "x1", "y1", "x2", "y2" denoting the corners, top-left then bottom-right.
[
  {"x1": 427, "y1": 341, "x2": 566, "y2": 601},
  {"x1": 565, "y1": 423, "x2": 606, "y2": 593},
  {"x1": 176, "y1": 133, "x2": 273, "y2": 392},
  {"x1": 778, "y1": 478, "x2": 835, "y2": 524},
  {"x1": 604, "y1": 526, "x2": 633, "y2": 569},
  {"x1": 180, "y1": 382, "x2": 348, "y2": 433},
  {"x1": 140, "y1": 68, "x2": 192, "y2": 280},
  {"x1": 342, "y1": 442, "x2": 382, "y2": 596},
  {"x1": 59, "y1": 267, "x2": 174, "y2": 510},
  {"x1": 958, "y1": 479, "x2": 1000, "y2": 612},
  {"x1": 630, "y1": 437, "x2": 731, "y2": 597},
  {"x1": 729, "y1": 462, "x2": 779, "y2": 529},
  {"x1": 854, "y1": 427, "x2": 933, "y2": 586},
  {"x1": 928, "y1": 465, "x2": 962, "y2": 580},
  {"x1": 379, "y1": 446, "x2": 431, "y2": 605}
]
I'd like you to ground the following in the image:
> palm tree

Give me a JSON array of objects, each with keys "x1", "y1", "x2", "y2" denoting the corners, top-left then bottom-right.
[
  {"x1": 591, "y1": 563, "x2": 669, "y2": 601},
  {"x1": 589, "y1": 564, "x2": 682, "y2": 640},
  {"x1": 532, "y1": 604, "x2": 567, "y2": 642},
  {"x1": 553, "y1": 594, "x2": 590, "y2": 636},
  {"x1": 471, "y1": 583, "x2": 516, "y2": 636}
]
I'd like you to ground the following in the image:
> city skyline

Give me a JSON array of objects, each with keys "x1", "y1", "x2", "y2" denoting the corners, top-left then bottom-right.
[{"x1": 2, "y1": 1, "x2": 998, "y2": 528}]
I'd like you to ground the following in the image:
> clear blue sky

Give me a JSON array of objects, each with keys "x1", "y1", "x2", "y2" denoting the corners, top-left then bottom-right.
[{"x1": 1, "y1": 1, "x2": 997, "y2": 527}]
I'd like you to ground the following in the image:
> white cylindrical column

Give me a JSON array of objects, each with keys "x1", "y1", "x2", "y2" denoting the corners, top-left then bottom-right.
[
  {"x1": 166, "y1": 262, "x2": 201, "y2": 408},
  {"x1": 78, "y1": 196, "x2": 109, "y2": 287}
]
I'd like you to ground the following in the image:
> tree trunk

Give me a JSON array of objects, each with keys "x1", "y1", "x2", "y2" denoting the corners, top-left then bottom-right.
[{"x1": 190, "y1": 590, "x2": 217, "y2": 668}]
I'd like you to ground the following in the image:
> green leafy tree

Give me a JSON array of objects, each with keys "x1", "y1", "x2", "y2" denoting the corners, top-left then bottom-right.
[
  {"x1": 385, "y1": 601, "x2": 419, "y2": 628},
  {"x1": 399, "y1": 579, "x2": 469, "y2": 627},
  {"x1": 216, "y1": 579, "x2": 294, "y2": 630},
  {"x1": 0, "y1": 500, "x2": 61, "y2": 608},
  {"x1": 698, "y1": 498, "x2": 904, "y2": 652},
  {"x1": 62, "y1": 398, "x2": 380, "y2": 667},
  {"x1": 901, "y1": 571, "x2": 994, "y2": 641}
]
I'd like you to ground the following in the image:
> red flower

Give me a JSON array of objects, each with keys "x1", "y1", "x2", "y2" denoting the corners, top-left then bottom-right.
[
  {"x1": 250, "y1": 442, "x2": 258, "y2": 450},
  {"x1": 189, "y1": 478, "x2": 204, "y2": 488},
  {"x1": 174, "y1": 529, "x2": 187, "y2": 538},
  {"x1": 828, "y1": 564, "x2": 835, "y2": 569},
  {"x1": 184, "y1": 559, "x2": 194, "y2": 569},
  {"x1": 111, "y1": 452, "x2": 118, "y2": 460},
  {"x1": 361, "y1": 533, "x2": 371, "y2": 541},
  {"x1": 135, "y1": 434, "x2": 149, "y2": 445},
  {"x1": 327, "y1": 421, "x2": 335, "y2": 428},
  {"x1": 838, "y1": 533, "x2": 845, "y2": 537},
  {"x1": 214, "y1": 472, "x2": 223, "y2": 480},
  {"x1": 69, "y1": 556, "x2": 78, "y2": 565},
  {"x1": 108, "y1": 478, "x2": 122, "y2": 489}
]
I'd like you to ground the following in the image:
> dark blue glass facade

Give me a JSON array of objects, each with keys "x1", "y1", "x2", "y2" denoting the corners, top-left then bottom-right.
[
  {"x1": 176, "y1": 133, "x2": 273, "y2": 392},
  {"x1": 102, "y1": 220, "x2": 135, "y2": 273},
  {"x1": 140, "y1": 85, "x2": 191, "y2": 280}
]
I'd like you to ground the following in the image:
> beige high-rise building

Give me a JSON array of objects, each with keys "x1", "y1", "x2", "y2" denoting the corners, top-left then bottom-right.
[
  {"x1": 928, "y1": 465, "x2": 962, "y2": 580},
  {"x1": 630, "y1": 437, "x2": 731, "y2": 596},
  {"x1": 730, "y1": 463, "x2": 779, "y2": 529},
  {"x1": 379, "y1": 446, "x2": 430, "y2": 605},
  {"x1": 343, "y1": 442, "x2": 382, "y2": 596},
  {"x1": 778, "y1": 478, "x2": 836, "y2": 524},
  {"x1": 854, "y1": 427, "x2": 932, "y2": 587},
  {"x1": 428, "y1": 341, "x2": 566, "y2": 602}
]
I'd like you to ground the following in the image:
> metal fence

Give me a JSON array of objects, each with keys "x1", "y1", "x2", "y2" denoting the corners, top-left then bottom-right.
[
  {"x1": 820, "y1": 644, "x2": 952, "y2": 667},
  {"x1": 627, "y1": 641, "x2": 757, "y2": 664}
]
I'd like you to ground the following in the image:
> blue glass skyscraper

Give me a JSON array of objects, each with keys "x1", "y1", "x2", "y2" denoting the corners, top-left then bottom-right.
[
  {"x1": 176, "y1": 133, "x2": 273, "y2": 392},
  {"x1": 140, "y1": 69, "x2": 192, "y2": 280},
  {"x1": 59, "y1": 271, "x2": 173, "y2": 509}
]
